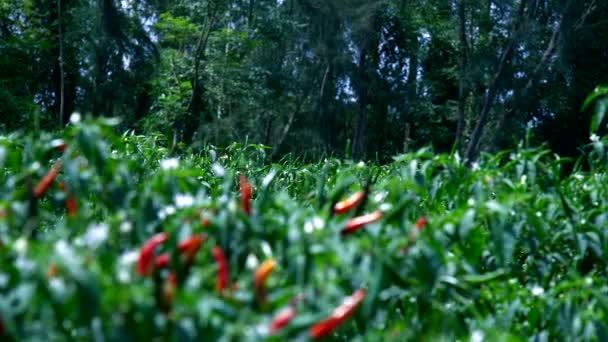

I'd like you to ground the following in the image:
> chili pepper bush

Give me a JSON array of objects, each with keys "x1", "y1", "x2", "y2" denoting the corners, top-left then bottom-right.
[{"x1": 1, "y1": 117, "x2": 608, "y2": 341}]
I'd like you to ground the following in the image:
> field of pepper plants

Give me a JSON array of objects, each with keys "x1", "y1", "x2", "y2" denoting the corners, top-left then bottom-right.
[{"x1": 2, "y1": 115, "x2": 608, "y2": 341}]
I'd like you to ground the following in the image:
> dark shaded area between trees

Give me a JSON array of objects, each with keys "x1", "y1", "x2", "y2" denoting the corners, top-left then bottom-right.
[{"x1": 2, "y1": 0, "x2": 608, "y2": 163}]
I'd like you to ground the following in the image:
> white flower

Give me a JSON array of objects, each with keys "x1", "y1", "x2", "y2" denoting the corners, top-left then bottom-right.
[
  {"x1": 70, "y1": 112, "x2": 81, "y2": 124},
  {"x1": 14, "y1": 237, "x2": 28, "y2": 254},
  {"x1": 312, "y1": 216, "x2": 324, "y2": 230},
  {"x1": 531, "y1": 285, "x2": 544, "y2": 296},
  {"x1": 83, "y1": 223, "x2": 109, "y2": 249},
  {"x1": 119, "y1": 221, "x2": 133, "y2": 234},
  {"x1": 304, "y1": 221, "x2": 314, "y2": 234},
  {"x1": 119, "y1": 250, "x2": 139, "y2": 265},
  {"x1": 590, "y1": 133, "x2": 600, "y2": 142},
  {"x1": 471, "y1": 330, "x2": 484, "y2": 342},
  {"x1": 211, "y1": 163, "x2": 225, "y2": 176},
  {"x1": 174, "y1": 194, "x2": 194, "y2": 208},
  {"x1": 160, "y1": 158, "x2": 179, "y2": 170},
  {"x1": 158, "y1": 205, "x2": 176, "y2": 220}
]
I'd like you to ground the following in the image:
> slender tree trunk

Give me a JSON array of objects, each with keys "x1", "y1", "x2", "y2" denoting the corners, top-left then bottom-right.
[
  {"x1": 272, "y1": 85, "x2": 314, "y2": 158},
  {"x1": 465, "y1": 0, "x2": 528, "y2": 163},
  {"x1": 184, "y1": 9, "x2": 218, "y2": 143},
  {"x1": 406, "y1": 35, "x2": 418, "y2": 100},
  {"x1": 58, "y1": 0, "x2": 65, "y2": 126},
  {"x1": 248, "y1": 0, "x2": 255, "y2": 26},
  {"x1": 263, "y1": 114, "x2": 274, "y2": 146},
  {"x1": 491, "y1": 0, "x2": 575, "y2": 151},
  {"x1": 189, "y1": 13, "x2": 217, "y2": 117},
  {"x1": 352, "y1": 38, "x2": 371, "y2": 160},
  {"x1": 317, "y1": 63, "x2": 331, "y2": 149},
  {"x1": 455, "y1": 0, "x2": 469, "y2": 152}
]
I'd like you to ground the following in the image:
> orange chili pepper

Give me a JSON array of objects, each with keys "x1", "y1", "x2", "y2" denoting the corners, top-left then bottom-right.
[
  {"x1": 254, "y1": 259, "x2": 277, "y2": 297},
  {"x1": 239, "y1": 175, "x2": 252, "y2": 215},
  {"x1": 341, "y1": 210, "x2": 383, "y2": 236},
  {"x1": 212, "y1": 246, "x2": 229, "y2": 292},
  {"x1": 47, "y1": 264, "x2": 58, "y2": 278},
  {"x1": 309, "y1": 289, "x2": 367, "y2": 339},
  {"x1": 33, "y1": 162, "x2": 61, "y2": 198},
  {"x1": 136, "y1": 233, "x2": 169, "y2": 276},
  {"x1": 333, "y1": 191, "x2": 365, "y2": 214}
]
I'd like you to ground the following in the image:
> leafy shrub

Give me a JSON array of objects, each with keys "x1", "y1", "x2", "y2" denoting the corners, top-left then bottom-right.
[{"x1": 1, "y1": 116, "x2": 608, "y2": 341}]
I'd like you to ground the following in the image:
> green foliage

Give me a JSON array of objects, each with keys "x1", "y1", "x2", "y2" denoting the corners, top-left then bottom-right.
[{"x1": 0, "y1": 118, "x2": 608, "y2": 339}]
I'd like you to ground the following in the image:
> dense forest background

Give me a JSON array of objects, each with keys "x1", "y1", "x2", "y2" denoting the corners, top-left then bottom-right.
[{"x1": 1, "y1": 0, "x2": 607, "y2": 162}]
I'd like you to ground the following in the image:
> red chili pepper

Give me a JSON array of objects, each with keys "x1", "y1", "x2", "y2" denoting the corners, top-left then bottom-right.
[
  {"x1": 334, "y1": 191, "x2": 365, "y2": 214},
  {"x1": 270, "y1": 306, "x2": 297, "y2": 333},
  {"x1": 154, "y1": 253, "x2": 170, "y2": 268},
  {"x1": 164, "y1": 271, "x2": 178, "y2": 302},
  {"x1": 178, "y1": 234, "x2": 205, "y2": 264},
  {"x1": 33, "y1": 162, "x2": 61, "y2": 198},
  {"x1": 415, "y1": 217, "x2": 427, "y2": 230},
  {"x1": 65, "y1": 196, "x2": 77, "y2": 217},
  {"x1": 408, "y1": 217, "x2": 428, "y2": 242},
  {"x1": 239, "y1": 175, "x2": 252, "y2": 215},
  {"x1": 150, "y1": 235, "x2": 205, "y2": 271},
  {"x1": 58, "y1": 182, "x2": 77, "y2": 217},
  {"x1": 309, "y1": 289, "x2": 367, "y2": 339},
  {"x1": 136, "y1": 232, "x2": 169, "y2": 276},
  {"x1": 212, "y1": 246, "x2": 229, "y2": 292},
  {"x1": 341, "y1": 210, "x2": 383, "y2": 236},
  {"x1": 254, "y1": 259, "x2": 277, "y2": 298}
]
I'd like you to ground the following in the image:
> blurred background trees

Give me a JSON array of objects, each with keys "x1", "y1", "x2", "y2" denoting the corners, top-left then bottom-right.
[{"x1": 1, "y1": 0, "x2": 608, "y2": 162}]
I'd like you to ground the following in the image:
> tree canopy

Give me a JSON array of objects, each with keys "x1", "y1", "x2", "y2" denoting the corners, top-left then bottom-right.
[{"x1": 2, "y1": 0, "x2": 608, "y2": 162}]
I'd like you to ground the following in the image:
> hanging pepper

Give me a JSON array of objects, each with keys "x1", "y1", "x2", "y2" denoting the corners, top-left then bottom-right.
[
  {"x1": 212, "y1": 246, "x2": 229, "y2": 292},
  {"x1": 136, "y1": 232, "x2": 169, "y2": 276},
  {"x1": 333, "y1": 191, "x2": 365, "y2": 214},
  {"x1": 309, "y1": 289, "x2": 367, "y2": 339},
  {"x1": 58, "y1": 182, "x2": 77, "y2": 217},
  {"x1": 341, "y1": 211, "x2": 383, "y2": 236},
  {"x1": 270, "y1": 306, "x2": 297, "y2": 333},
  {"x1": 33, "y1": 162, "x2": 61, "y2": 198},
  {"x1": 254, "y1": 259, "x2": 277, "y2": 299},
  {"x1": 239, "y1": 175, "x2": 252, "y2": 215}
]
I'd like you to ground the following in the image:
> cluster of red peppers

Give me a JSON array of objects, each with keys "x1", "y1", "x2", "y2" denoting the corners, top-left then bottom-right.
[
  {"x1": 13, "y1": 140, "x2": 431, "y2": 339},
  {"x1": 135, "y1": 176, "x2": 427, "y2": 338}
]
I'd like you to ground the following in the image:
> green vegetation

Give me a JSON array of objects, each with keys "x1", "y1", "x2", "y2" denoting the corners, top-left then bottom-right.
[
  {"x1": 4, "y1": 0, "x2": 608, "y2": 340},
  {"x1": 2, "y1": 0, "x2": 608, "y2": 162},
  {"x1": 1, "y1": 113, "x2": 608, "y2": 340}
]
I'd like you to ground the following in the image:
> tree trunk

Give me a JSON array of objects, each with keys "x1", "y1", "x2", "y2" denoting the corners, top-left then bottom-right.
[
  {"x1": 272, "y1": 85, "x2": 314, "y2": 158},
  {"x1": 465, "y1": 0, "x2": 528, "y2": 163},
  {"x1": 185, "y1": 9, "x2": 218, "y2": 142},
  {"x1": 352, "y1": 38, "x2": 371, "y2": 160},
  {"x1": 455, "y1": 0, "x2": 469, "y2": 152},
  {"x1": 263, "y1": 114, "x2": 274, "y2": 146},
  {"x1": 491, "y1": 0, "x2": 576, "y2": 151},
  {"x1": 317, "y1": 63, "x2": 331, "y2": 148},
  {"x1": 248, "y1": 0, "x2": 255, "y2": 26},
  {"x1": 58, "y1": 0, "x2": 65, "y2": 127},
  {"x1": 406, "y1": 35, "x2": 418, "y2": 100}
]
